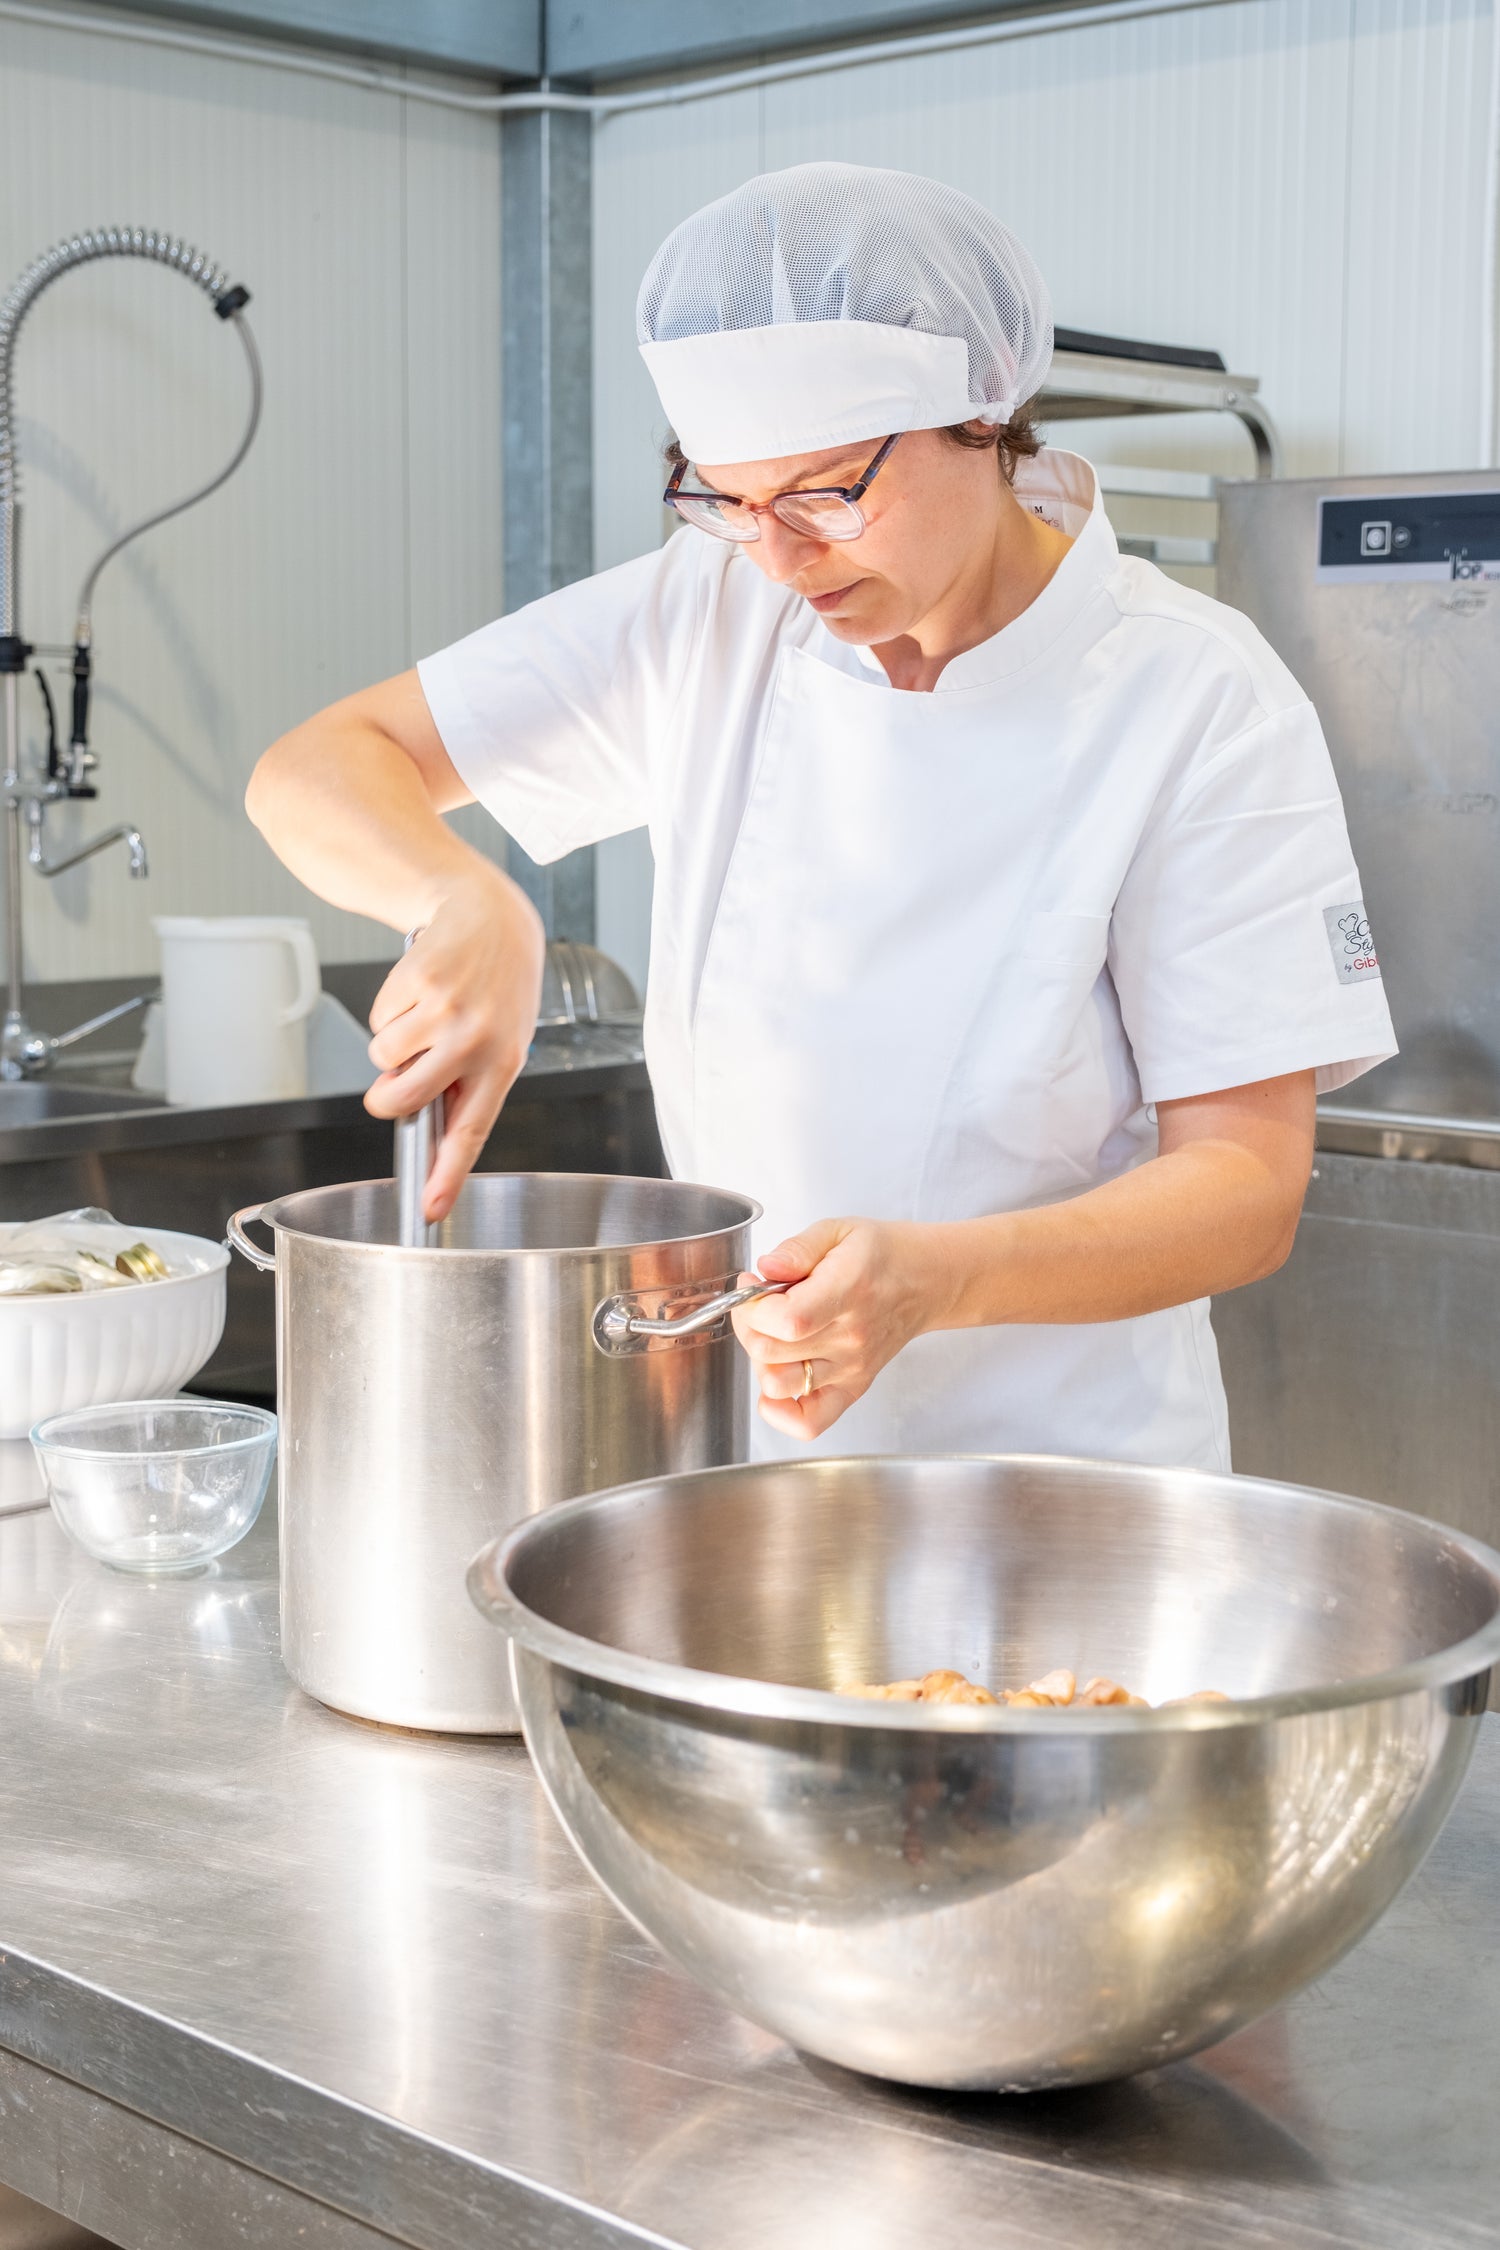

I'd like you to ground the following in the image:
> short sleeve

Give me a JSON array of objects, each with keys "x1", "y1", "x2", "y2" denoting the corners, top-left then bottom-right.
[
  {"x1": 1109, "y1": 702, "x2": 1397, "y2": 1101},
  {"x1": 416, "y1": 535, "x2": 703, "y2": 866}
]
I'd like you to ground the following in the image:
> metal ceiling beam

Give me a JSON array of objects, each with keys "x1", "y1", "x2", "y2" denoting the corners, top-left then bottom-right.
[
  {"x1": 499, "y1": 105, "x2": 596, "y2": 943},
  {"x1": 104, "y1": 0, "x2": 540, "y2": 78},
  {"x1": 545, "y1": 0, "x2": 1015, "y2": 83}
]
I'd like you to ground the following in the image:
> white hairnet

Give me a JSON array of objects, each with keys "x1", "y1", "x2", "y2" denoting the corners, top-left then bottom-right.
[{"x1": 636, "y1": 162, "x2": 1053, "y2": 464}]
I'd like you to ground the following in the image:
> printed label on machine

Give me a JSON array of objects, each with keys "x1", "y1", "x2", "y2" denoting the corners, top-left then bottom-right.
[{"x1": 1317, "y1": 491, "x2": 1500, "y2": 585}]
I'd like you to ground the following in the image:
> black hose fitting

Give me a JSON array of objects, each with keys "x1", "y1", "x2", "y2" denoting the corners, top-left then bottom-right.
[{"x1": 68, "y1": 640, "x2": 94, "y2": 793}]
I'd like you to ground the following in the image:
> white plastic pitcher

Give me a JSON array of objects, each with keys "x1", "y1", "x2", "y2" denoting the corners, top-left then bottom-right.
[{"x1": 154, "y1": 916, "x2": 321, "y2": 1107}]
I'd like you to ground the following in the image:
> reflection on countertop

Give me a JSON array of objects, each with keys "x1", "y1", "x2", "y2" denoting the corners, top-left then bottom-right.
[
  {"x1": 0, "y1": 1503, "x2": 1494, "y2": 2250},
  {"x1": 0, "y1": 1441, "x2": 46, "y2": 1520}
]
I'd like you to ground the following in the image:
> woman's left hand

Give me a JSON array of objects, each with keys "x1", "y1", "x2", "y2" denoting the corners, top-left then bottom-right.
[{"x1": 730, "y1": 1218, "x2": 954, "y2": 1440}]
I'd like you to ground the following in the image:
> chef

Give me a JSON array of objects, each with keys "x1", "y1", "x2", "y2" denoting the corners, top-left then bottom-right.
[{"x1": 246, "y1": 162, "x2": 1395, "y2": 1471}]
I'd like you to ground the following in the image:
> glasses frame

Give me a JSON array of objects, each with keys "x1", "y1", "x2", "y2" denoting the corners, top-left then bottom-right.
[{"x1": 663, "y1": 431, "x2": 903, "y2": 543}]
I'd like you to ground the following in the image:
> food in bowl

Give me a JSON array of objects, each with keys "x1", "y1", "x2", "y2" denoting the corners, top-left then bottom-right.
[
  {"x1": 470, "y1": 1457, "x2": 1500, "y2": 2089},
  {"x1": 845, "y1": 1664, "x2": 1227, "y2": 1708},
  {"x1": 0, "y1": 1224, "x2": 172, "y2": 1295},
  {"x1": 0, "y1": 1208, "x2": 175, "y2": 1294}
]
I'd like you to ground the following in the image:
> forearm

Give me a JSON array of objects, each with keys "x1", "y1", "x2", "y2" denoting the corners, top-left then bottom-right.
[
  {"x1": 927, "y1": 1139, "x2": 1305, "y2": 1331},
  {"x1": 246, "y1": 699, "x2": 507, "y2": 933},
  {"x1": 744, "y1": 1074, "x2": 1314, "y2": 1439}
]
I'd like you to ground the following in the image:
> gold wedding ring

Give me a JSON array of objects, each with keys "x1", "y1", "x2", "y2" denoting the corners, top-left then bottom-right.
[{"x1": 801, "y1": 1359, "x2": 815, "y2": 1400}]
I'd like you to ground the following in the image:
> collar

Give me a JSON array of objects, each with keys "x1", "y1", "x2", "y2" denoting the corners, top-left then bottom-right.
[{"x1": 842, "y1": 447, "x2": 1117, "y2": 691}]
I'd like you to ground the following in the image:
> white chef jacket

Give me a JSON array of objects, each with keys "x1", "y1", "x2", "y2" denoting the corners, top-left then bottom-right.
[{"x1": 418, "y1": 449, "x2": 1395, "y2": 1472}]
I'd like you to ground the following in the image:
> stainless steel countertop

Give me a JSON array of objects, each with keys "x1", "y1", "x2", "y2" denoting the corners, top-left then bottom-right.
[{"x1": 0, "y1": 1503, "x2": 1494, "y2": 2250}]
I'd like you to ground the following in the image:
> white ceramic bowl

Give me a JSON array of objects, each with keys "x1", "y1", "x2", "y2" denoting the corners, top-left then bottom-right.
[{"x1": 0, "y1": 1221, "x2": 228, "y2": 1440}]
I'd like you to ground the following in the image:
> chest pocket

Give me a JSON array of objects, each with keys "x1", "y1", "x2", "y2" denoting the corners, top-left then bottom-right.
[{"x1": 923, "y1": 910, "x2": 1127, "y2": 1214}]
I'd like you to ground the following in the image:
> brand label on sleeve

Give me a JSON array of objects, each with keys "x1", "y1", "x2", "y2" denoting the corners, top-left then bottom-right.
[{"x1": 1324, "y1": 902, "x2": 1381, "y2": 983}]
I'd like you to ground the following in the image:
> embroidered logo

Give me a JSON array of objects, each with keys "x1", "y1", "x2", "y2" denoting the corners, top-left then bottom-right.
[{"x1": 1323, "y1": 902, "x2": 1381, "y2": 984}]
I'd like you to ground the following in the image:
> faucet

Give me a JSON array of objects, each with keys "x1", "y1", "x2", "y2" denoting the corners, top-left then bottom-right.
[
  {"x1": 0, "y1": 227, "x2": 261, "y2": 1079},
  {"x1": 24, "y1": 795, "x2": 148, "y2": 881}
]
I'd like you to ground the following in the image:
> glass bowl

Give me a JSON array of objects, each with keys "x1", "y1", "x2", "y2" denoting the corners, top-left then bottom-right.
[{"x1": 30, "y1": 1398, "x2": 276, "y2": 1574}]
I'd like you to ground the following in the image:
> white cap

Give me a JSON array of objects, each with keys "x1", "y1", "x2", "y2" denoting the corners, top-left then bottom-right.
[{"x1": 636, "y1": 162, "x2": 1053, "y2": 465}]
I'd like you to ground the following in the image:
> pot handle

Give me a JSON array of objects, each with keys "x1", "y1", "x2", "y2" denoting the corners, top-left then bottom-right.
[
  {"x1": 593, "y1": 1277, "x2": 787, "y2": 1356},
  {"x1": 226, "y1": 1203, "x2": 276, "y2": 1273}
]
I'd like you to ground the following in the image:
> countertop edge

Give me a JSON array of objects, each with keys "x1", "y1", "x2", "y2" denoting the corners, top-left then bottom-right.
[
  {"x1": 0, "y1": 1943, "x2": 675, "y2": 2250},
  {"x1": 0, "y1": 1059, "x2": 653, "y2": 1167}
]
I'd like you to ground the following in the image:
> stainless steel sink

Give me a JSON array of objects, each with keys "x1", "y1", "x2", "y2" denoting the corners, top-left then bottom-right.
[{"x1": 0, "y1": 1083, "x2": 164, "y2": 1121}]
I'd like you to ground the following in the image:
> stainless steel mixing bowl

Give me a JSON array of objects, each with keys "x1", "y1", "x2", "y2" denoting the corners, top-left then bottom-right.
[{"x1": 468, "y1": 1455, "x2": 1500, "y2": 2091}]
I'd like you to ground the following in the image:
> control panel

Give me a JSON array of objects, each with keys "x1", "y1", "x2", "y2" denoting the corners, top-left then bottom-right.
[{"x1": 1317, "y1": 490, "x2": 1500, "y2": 585}]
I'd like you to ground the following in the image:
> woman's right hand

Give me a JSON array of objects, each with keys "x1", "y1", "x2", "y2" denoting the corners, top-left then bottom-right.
[
  {"x1": 246, "y1": 666, "x2": 548, "y2": 1219},
  {"x1": 363, "y1": 865, "x2": 547, "y2": 1221}
]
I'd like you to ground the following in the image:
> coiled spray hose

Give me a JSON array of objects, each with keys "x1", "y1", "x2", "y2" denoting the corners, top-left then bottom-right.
[{"x1": 0, "y1": 227, "x2": 261, "y2": 787}]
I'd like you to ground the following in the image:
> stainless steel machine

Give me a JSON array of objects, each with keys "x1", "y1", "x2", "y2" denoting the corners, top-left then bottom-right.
[{"x1": 1213, "y1": 471, "x2": 1500, "y2": 1543}]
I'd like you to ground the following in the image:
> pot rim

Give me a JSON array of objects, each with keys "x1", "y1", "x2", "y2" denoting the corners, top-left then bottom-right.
[
  {"x1": 468, "y1": 1453, "x2": 1500, "y2": 1734},
  {"x1": 257, "y1": 1171, "x2": 762, "y2": 1261}
]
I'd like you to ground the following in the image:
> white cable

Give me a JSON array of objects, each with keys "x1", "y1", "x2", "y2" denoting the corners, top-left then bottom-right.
[
  {"x1": 1480, "y1": 0, "x2": 1500, "y2": 467},
  {"x1": 588, "y1": 0, "x2": 1239, "y2": 116},
  {"x1": 0, "y1": 0, "x2": 1245, "y2": 120}
]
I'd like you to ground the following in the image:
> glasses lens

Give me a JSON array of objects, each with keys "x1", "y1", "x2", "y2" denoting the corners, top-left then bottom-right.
[
  {"x1": 671, "y1": 494, "x2": 759, "y2": 542},
  {"x1": 774, "y1": 494, "x2": 865, "y2": 542}
]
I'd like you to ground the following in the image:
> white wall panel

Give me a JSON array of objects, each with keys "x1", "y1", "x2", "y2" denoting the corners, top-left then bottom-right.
[
  {"x1": 592, "y1": 0, "x2": 1493, "y2": 500},
  {"x1": 590, "y1": 0, "x2": 1494, "y2": 968},
  {"x1": 1343, "y1": 0, "x2": 1491, "y2": 473},
  {"x1": 771, "y1": 0, "x2": 1356, "y2": 478},
  {"x1": 0, "y1": 12, "x2": 503, "y2": 982},
  {"x1": 592, "y1": 88, "x2": 761, "y2": 572}
]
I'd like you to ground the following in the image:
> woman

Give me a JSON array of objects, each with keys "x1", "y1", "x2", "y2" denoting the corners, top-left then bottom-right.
[{"x1": 247, "y1": 163, "x2": 1394, "y2": 1470}]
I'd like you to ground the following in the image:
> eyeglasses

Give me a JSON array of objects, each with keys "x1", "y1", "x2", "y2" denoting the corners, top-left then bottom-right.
[{"x1": 663, "y1": 432, "x2": 902, "y2": 544}]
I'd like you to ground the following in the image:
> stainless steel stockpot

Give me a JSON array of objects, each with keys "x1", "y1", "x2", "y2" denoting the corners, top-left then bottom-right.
[{"x1": 229, "y1": 1173, "x2": 761, "y2": 1732}]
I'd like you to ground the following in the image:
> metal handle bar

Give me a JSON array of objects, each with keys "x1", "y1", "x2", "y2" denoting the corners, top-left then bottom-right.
[
  {"x1": 395, "y1": 928, "x2": 444, "y2": 1248},
  {"x1": 226, "y1": 1203, "x2": 275, "y2": 1272},
  {"x1": 45, "y1": 988, "x2": 155, "y2": 1054},
  {"x1": 593, "y1": 1277, "x2": 787, "y2": 1356},
  {"x1": 1318, "y1": 1101, "x2": 1500, "y2": 1141}
]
